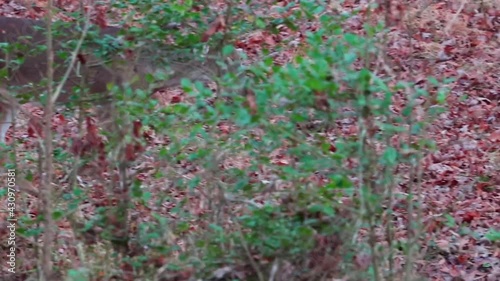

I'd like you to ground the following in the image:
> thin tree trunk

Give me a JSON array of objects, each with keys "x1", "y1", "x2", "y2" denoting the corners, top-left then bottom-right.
[{"x1": 41, "y1": 0, "x2": 55, "y2": 279}]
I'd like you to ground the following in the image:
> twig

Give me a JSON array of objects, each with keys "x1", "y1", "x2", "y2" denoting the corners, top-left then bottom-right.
[{"x1": 234, "y1": 221, "x2": 265, "y2": 281}]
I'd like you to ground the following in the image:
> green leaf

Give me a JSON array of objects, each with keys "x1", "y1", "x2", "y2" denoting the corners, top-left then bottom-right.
[
  {"x1": 256, "y1": 18, "x2": 266, "y2": 29},
  {"x1": 327, "y1": 174, "x2": 353, "y2": 189},
  {"x1": 381, "y1": 147, "x2": 398, "y2": 166},
  {"x1": 436, "y1": 89, "x2": 448, "y2": 104},
  {"x1": 188, "y1": 176, "x2": 200, "y2": 190},
  {"x1": 159, "y1": 147, "x2": 169, "y2": 158},
  {"x1": 344, "y1": 33, "x2": 359, "y2": 45},
  {"x1": 485, "y1": 229, "x2": 500, "y2": 242},
  {"x1": 176, "y1": 221, "x2": 190, "y2": 233},
  {"x1": 145, "y1": 73, "x2": 155, "y2": 84},
  {"x1": 428, "y1": 76, "x2": 439, "y2": 86},
  {"x1": 313, "y1": 5, "x2": 325, "y2": 14},
  {"x1": 52, "y1": 210, "x2": 64, "y2": 220},
  {"x1": 308, "y1": 204, "x2": 335, "y2": 216},
  {"x1": 67, "y1": 268, "x2": 89, "y2": 281},
  {"x1": 142, "y1": 191, "x2": 152, "y2": 201},
  {"x1": 209, "y1": 223, "x2": 224, "y2": 233},
  {"x1": 131, "y1": 180, "x2": 143, "y2": 198},
  {"x1": 235, "y1": 108, "x2": 252, "y2": 126},
  {"x1": 222, "y1": 45, "x2": 235, "y2": 56},
  {"x1": 443, "y1": 77, "x2": 456, "y2": 84},
  {"x1": 180, "y1": 78, "x2": 193, "y2": 91},
  {"x1": 444, "y1": 214, "x2": 456, "y2": 227},
  {"x1": 402, "y1": 105, "x2": 413, "y2": 117}
]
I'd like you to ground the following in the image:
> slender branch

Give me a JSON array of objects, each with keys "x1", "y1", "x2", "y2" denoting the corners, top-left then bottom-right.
[
  {"x1": 41, "y1": 6, "x2": 92, "y2": 280},
  {"x1": 50, "y1": 17, "x2": 92, "y2": 105},
  {"x1": 235, "y1": 222, "x2": 265, "y2": 281}
]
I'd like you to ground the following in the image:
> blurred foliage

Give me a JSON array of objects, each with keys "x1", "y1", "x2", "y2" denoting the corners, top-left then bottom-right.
[{"x1": 1, "y1": 1, "x2": 454, "y2": 280}]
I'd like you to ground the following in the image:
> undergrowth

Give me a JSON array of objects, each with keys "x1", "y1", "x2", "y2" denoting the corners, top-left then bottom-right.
[{"x1": 0, "y1": 1, "x2": 464, "y2": 281}]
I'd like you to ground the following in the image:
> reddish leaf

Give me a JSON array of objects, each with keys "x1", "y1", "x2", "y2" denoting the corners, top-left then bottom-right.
[
  {"x1": 329, "y1": 144, "x2": 336, "y2": 152},
  {"x1": 171, "y1": 94, "x2": 182, "y2": 104},
  {"x1": 462, "y1": 211, "x2": 480, "y2": 223},
  {"x1": 457, "y1": 254, "x2": 469, "y2": 265},
  {"x1": 133, "y1": 120, "x2": 142, "y2": 138}
]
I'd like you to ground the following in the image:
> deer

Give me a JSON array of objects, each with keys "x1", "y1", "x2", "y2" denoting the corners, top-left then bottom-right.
[{"x1": 0, "y1": 16, "x2": 241, "y2": 143}]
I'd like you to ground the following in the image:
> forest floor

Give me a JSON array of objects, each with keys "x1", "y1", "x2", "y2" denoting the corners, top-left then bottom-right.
[{"x1": 1, "y1": 0, "x2": 499, "y2": 280}]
